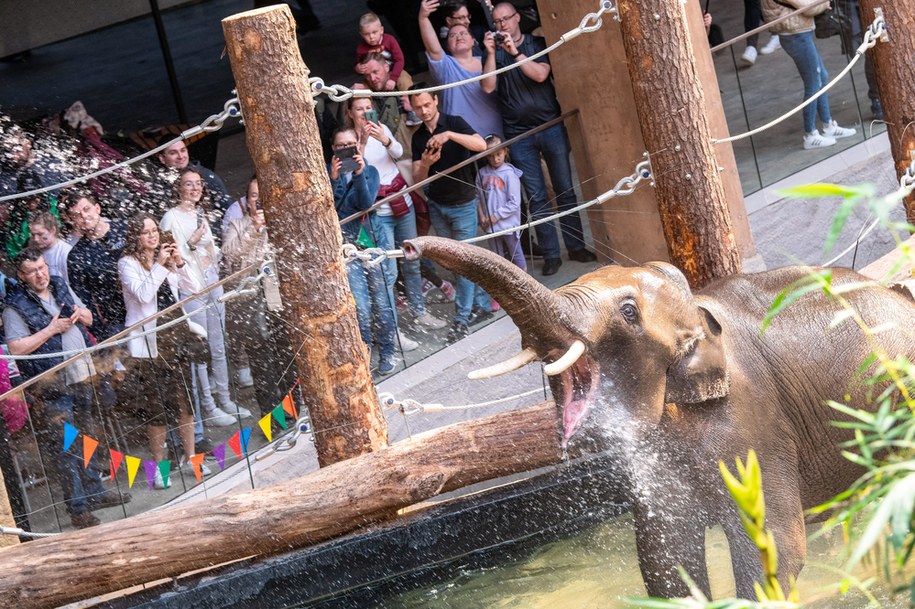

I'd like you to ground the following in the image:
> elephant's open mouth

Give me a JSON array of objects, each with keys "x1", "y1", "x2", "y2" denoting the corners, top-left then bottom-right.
[{"x1": 555, "y1": 354, "x2": 600, "y2": 446}]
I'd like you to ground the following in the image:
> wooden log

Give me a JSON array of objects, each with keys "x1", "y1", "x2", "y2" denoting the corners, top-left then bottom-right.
[
  {"x1": 616, "y1": 0, "x2": 742, "y2": 287},
  {"x1": 222, "y1": 5, "x2": 387, "y2": 467},
  {"x1": 0, "y1": 403, "x2": 562, "y2": 607},
  {"x1": 857, "y1": 0, "x2": 915, "y2": 225}
]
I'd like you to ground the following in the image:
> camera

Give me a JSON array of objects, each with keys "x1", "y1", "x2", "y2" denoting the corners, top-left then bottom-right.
[{"x1": 493, "y1": 32, "x2": 506, "y2": 45}]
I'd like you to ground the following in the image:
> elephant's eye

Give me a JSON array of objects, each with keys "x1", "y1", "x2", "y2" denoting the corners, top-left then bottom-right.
[{"x1": 620, "y1": 302, "x2": 639, "y2": 323}]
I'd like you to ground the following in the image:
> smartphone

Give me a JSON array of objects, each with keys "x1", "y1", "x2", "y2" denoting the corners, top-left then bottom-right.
[
  {"x1": 58, "y1": 303, "x2": 75, "y2": 319},
  {"x1": 364, "y1": 109, "x2": 380, "y2": 125},
  {"x1": 333, "y1": 145, "x2": 360, "y2": 174}
]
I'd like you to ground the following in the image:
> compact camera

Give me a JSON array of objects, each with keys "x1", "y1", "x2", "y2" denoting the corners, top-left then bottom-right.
[{"x1": 493, "y1": 32, "x2": 506, "y2": 45}]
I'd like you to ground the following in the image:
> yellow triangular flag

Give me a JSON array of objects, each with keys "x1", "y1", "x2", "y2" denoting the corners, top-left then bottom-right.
[
  {"x1": 258, "y1": 413, "x2": 273, "y2": 442},
  {"x1": 82, "y1": 435, "x2": 99, "y2": 469},
  {"x1": 125, "y1": 455, "x2": 142, "y2": 488}
]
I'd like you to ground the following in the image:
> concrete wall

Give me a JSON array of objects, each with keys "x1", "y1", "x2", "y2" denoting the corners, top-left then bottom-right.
[{"x1": 1, "y1": 0, "x2": 186, "y2": 57}]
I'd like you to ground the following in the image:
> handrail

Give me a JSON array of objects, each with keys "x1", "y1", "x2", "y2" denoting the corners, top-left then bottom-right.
[
  {"x1": 709, "y1": 0, "x2": 830, "y2": 54},
  {"x1": 339, "y1": 109, "x2": 580, "y2": 224},
  {"x1": 0, "y1": 262, "x2": 258, "y2": 403}
]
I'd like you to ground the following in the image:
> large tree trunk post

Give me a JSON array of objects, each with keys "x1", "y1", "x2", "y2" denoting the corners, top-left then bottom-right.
[
  {"x1": 857, "y1": 0, "x2": 915, "y2": 224},
  {"x1": 222, "y1": 6, "x2": 387, "y2": 466},
  {"x1": 615, "y1": 0, "x2": 743, "y2": 287},
  {"x1": 0, "y1": 404, "x2": 562, "y2": 608}
]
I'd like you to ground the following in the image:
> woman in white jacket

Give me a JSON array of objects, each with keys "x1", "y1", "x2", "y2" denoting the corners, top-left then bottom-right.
[
  {"x1": 160, "y1": 167, "x2": 251, "y2": 435},
  {"x1": 118, "y1": 212, "x2": 211, "y2": 489}
]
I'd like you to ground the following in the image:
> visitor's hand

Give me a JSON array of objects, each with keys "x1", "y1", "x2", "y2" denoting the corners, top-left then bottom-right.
[
  {"x1": 483, "y1": 31, "x2": 496, "y2": 54},
  {"x1": 47, "y1": 313, "x2": 73, "y2": 336},
  {"x1": 253, "y1": 209, "x2": 266, "y2": 230},
  {"x1": 500, "y1": 35, "x2": 518, "y2": 56},
  {"x1": 330, "y1": 156, "x2": 343, "y2": 181},
  {"x1": 353, "y1": 153, "x2": 366, "y2": 175},
  {"x1": 427, "y1": 131, "x2": 450, "y2": 149},
  {"x1": 421, "y1": 145, "x2": 441, "y2": 168},
  {"x1": 384, "y1": 79, "x2": 396, "y2": 91},
  {"x1": 363, "y1": 121, "x2": 384, "y2": 143},
  {"x1": 167, "y1": 244, "x2": 183, "y2": 266},
  {"x1": 419, "y1": 0, "x2": 439, "y2": 20},
  {"x1": 157, "y1": 245, "x2": 172, "y2": 266}
]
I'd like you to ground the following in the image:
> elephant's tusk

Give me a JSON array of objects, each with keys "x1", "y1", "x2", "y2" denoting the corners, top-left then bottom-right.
[
  {"x1": 468, "y1": 348, "x2": 538, "y2": 380},
  {"x1": 543, "y1": 340, "x2": 586, "y2": 376}
]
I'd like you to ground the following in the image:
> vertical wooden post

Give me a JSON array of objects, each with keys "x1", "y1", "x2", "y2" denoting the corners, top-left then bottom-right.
[
  {"x1": 538, "y1": 0, "x2": 759, "y2": 272},
  {"x1": 615, "y1": 0, "x2": 743, "y2": 287},
  {"x1": 857, "y1": 0, "x2": 915, "y2": 224},
  {"x1": 222, "y1": 6, "x2": 387, "y2": 466}
]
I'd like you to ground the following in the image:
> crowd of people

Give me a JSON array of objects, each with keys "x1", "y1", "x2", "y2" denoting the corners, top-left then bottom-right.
[{"x1": 2, "y1": 0, "x2": 870, "y2": 530}]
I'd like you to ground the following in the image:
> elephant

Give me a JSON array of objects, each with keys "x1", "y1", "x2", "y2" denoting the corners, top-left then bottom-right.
[{"x1": 402, "y1": 235, "x2": 915, "y2": 600}]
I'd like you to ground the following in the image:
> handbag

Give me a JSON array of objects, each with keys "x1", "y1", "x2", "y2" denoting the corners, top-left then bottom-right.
[
  {"x1": 376, "y1": 173, "x2": 411, "y2": 218},
  {"x1": 814, "y1": 6, "x2": 849, "y2": 39}
]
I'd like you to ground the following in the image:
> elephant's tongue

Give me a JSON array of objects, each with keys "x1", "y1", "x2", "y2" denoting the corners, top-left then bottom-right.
[{"x1": 562, "y1": 399, "x2": 590, "y2": 445}]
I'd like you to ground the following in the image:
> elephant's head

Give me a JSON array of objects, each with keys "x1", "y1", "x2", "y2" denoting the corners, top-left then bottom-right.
[{"x1": 402, "y1": 237, "x2": 729, "y2": 447}]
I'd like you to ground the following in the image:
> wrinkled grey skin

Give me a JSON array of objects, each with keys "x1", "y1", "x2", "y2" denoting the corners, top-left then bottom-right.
[{"x1": 403, "y1": 236, "x2": 915, "y2": 599}]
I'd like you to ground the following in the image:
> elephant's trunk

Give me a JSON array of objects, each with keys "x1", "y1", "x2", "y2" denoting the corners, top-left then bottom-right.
[{"x1": 402, "y1": 236, "x2": 574, "y2": 344}]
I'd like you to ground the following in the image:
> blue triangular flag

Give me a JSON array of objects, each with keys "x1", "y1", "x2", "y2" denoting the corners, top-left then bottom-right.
[
  {"x1": 63, "y1": 422, "x2": 79, "y2": 451},
  {"x1": 241, "y1": 428, "x2": 252, "y2": 456}
]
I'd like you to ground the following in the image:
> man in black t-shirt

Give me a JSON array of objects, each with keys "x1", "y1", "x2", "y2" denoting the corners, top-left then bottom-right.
[
  {"x1": 409, "y1": 87, "x2": 488, "y2": 342},
  {"x1": 482, "y1": 2, "x2": 596, "y2": 276}
]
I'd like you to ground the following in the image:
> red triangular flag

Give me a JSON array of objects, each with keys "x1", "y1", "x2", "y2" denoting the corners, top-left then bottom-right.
[
  {"x1": 227, "y1": 431, "x2": 243, "y2": 459},
  {"x1": 282, "y1": 393, "x2": 297, "y2": 419},
  {"x1": 83, "y1": 435, "x2": 99, "y2": 469},
  {"x1": 109, "y1": 449, "x2": 124, "y2": 479}
]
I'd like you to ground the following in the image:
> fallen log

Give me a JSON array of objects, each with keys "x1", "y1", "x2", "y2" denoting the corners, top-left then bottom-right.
[{"x1": 0, "y1": 403, "x2": 561, "y2": 608}]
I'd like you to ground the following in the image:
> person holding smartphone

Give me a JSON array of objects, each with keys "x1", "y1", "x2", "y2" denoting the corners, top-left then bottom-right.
[
  {"x1": 118, "y1": 212, "x2": 210, "y2": 489},
  {"x1": 347, "y1": 97, "x2": 446, "y2": 337},
  {"x1": 160, "y1": 167, "x2": 251, "y2": 436},
  {"x1": 329, "y1": 127, "x2": 400, "y2": 376}
]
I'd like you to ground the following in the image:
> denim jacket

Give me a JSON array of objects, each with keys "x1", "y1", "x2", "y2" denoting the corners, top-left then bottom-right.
[{"x1": 330, "y1": 165, "x2": 385, "y2": 244}]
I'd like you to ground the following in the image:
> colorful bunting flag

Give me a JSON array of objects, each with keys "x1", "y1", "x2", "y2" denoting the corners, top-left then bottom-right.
[
  {"x1": 83, "y1": 435, "x2": 99, "y2": 469},
  {"x1": 241, "y1": 428, "x2": 251, "y2": 456},
  {"x1": 271, "y1": 405, "x2": 287, "y2": 430},
  {"x1": 212, "y1": 443, "x2": 226, "y2": 471},
  {"x1": 143, "y1": 460, "x2": 158, "y2": 489},
  {"x1": 189, "y1": 453, "x2": 205, "y2": 482},
  {"x1": 258, "y1": 414, "x2": 273, "y2": 443},
  {"x1": 125, "y1": 455, "x2": 141, "y2": 487},
  {"x1": 63, "y1": 422, "x2": 79, "y2": 451},
  {"x1": 109, "y1": 449, "x2": 124, "y2": 480},
  {"x1": 282, "y1": 393, "x2": 297, "y2": 419}
]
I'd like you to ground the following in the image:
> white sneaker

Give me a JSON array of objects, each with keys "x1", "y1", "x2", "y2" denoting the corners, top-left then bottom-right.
[
  {"x1": 396, "y1": 330, "x2": 419, "y2": 352},
  {"x1": 414, "y1": 311, "x2": 447, "y2": 330},
  {"x1": 222, "y1": 401, "x2": 252, "y2": 419},
  {"x1": 204, "y1": 406, "x2": 237, "y2": 427},
  {"x1": 760, "y1": 35, "x2": 780, "y2": 55},
  {"x1": 153, "y1": 467, "x2": 171, "y2": 490},
  {"x1": 803, "y1": 130, "x2": 837, "y2": 149},
  {"x1": 180, "y1": 456, "x2": 212, "y2": 478},
  {"x1": 821, "y1": 120, "x2": 856, "y2": 139},
  {"x1": 236, "y1": 367, "x2": 254, "y2": 388},
  {"x1": 740, "y1": 46, "x2": 757, "y2": 66}
]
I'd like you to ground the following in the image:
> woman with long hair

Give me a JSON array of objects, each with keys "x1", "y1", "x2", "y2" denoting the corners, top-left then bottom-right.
[
  {"x1": 118, "y1": 212, "x2": 210, "y2": 488},
  {"x1": 159, "y1": 167, "x2": 250, "y2": 434}
]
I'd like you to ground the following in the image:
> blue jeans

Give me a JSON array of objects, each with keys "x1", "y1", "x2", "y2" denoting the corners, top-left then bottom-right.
[
  {"x1": 779, "y1": 31, "x2": 833, "y2": 134},
  {"x1": 43, "y1": 382, "x2": 107, "y2": 515},
  {"x1": 374, "y1": 208, "x2": 426, "y2": 317},
  {"x1": 427, "y1": 198, "x2": 489, "y2": 324},
  {"x1": 507, "y1": 123, "x2": 586, "y2": 259},
  {"x1": 347, "y1": 257, "x2": 396, "y2": 363}
]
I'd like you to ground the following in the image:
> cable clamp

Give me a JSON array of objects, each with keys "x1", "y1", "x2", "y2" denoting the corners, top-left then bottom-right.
[{"x1": 254, "y1": 415, "x2": 313, "y2": 461}]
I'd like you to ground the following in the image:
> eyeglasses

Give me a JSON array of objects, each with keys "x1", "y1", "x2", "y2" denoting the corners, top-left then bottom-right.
[
  {"x1": 181, "y1": 180, "x2": 203, "y2": 188},
  {"x1": 492, "y1": 12, "x2": 517, "y2": 27},
  {"x1": 447, "y1": 31, "x2": 471, "y2": 40}
]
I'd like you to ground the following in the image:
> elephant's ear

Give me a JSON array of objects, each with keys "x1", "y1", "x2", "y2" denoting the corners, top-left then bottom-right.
[{"x1": 665, "y1": 306, "x2": 729, "y2": 404}]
